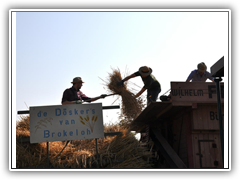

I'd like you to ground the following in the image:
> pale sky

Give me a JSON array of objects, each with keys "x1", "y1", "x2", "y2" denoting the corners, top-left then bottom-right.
[{"x1": 15, "y1": 10, "x2": 229, "y2": 125}]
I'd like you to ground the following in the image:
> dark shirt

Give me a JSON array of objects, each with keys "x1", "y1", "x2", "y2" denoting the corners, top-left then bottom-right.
[
  {"x1": 61, "y1": 86, "x2": 91, "y2": 103},
  {"x1": 134, "y1": 71, "x2": 161, "y2": 90}
]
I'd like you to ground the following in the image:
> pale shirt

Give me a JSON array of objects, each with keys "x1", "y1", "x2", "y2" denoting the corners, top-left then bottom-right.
[{"x1": 187, "y1": 70, "x2": 213, "y2": 82}]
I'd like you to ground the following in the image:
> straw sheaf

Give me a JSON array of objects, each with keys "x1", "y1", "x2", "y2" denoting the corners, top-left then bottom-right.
[
  {"x1": 100, "y1": 68, "x2": 145, "y2": 125},
  {"x1": 16, "y1": 116, "x2": 153, "y2": 168}
]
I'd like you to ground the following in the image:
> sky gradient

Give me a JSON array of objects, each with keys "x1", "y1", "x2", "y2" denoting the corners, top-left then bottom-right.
[{"x1": 15, "y1": 10, "x2": 229, "y2": 125}]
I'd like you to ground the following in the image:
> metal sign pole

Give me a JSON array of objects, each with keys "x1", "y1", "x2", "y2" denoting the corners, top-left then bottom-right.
[
  {"x1": 95, "y1": 139, "x2": 98, "y2": 157},
  {"x1": 47, "y1": 142, "x2": 49, "y2": 168},
  {"x1": 95, "y1": 138, "x2": 99, "y2": 167},
  {"x1": 214, "y1": 77, "x2": 224, "y2": 166}
]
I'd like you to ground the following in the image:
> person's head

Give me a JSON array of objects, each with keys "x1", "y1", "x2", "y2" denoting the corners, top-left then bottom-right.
[
  {"x1": 197, "y1": 62, "x2": 207, "y2": 76},
  {"x1": 139, "y1": 66, "x2": 152, "y2": 77},
  {"x1": 71, "y1": 77, "x2": 84, "y2": 90}
]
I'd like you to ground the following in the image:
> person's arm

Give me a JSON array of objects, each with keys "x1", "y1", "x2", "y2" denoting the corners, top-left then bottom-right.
[
  {"x1": 135, "y1": 88, "x2": 146, "y2": 98},
  {"x1": 122, "y1": 73, "x2": 137, "y2": 81},
  {"x1": 84, "y1": 94, "x2": 107, "y2": 103},
  {"x1": 62, "y1": 95, "x2": 107, "y2": 104},
  {"x1": 208, "y1": 78, "x2": 214, "y2": 82},
  {"x1": 186, "y1": 71, "x2": 194, "y2": 82},
  {"x1": 117, "y1": 73, "x2": 137, "y2": 86},
  {"x1": 207, "y1": 72, "x2": 214, "y2": 82},
  {"x1": 84, "y1": 97, "x2": 101, "y2": 103}
]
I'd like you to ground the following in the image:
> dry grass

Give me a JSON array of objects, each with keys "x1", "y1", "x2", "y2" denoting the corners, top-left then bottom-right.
[
  {"x1": 100, "y1": 68, "x2": 146, "y2": 125},
  {"x1": 16, "y1": 116, "x2": 152, "y2": 168},
  {"x1": 16, "y1": 68, "x2": 151, "y2": 169}
]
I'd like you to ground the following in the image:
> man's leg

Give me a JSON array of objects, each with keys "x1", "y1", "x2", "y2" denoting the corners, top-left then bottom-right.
[{"x1": 147, "y1": 88, "x2": 161, "y2": 105}]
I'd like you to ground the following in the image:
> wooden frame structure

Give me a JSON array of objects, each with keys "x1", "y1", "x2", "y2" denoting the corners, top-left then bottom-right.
[{"x1": 130, "y1": 82, "x2": 224, "y2": 168}]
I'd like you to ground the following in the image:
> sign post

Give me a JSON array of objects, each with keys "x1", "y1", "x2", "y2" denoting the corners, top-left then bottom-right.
[
  {"x1": 214, "y1": 77, "x2": 224, "y2": 165},
  {"x1": 171, "y1": 82, "x2": 224, "y2": 104},
  {"x1": 30, "y1": 103, "x2": 104, "y2": 143}
]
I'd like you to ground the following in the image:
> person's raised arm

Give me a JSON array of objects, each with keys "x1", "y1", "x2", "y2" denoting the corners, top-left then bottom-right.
[
  {"x1": 117, "y1": 73, "x2": 137, "y2": 86},
  {"x1": 123, "y1": 73, "x2": 136, "y2": 81},
  {"x1": 83, "y1": 94, "x2": 107, "y2": 103},
  {"x1": 135, "y1": 88, "x2": 146, "y2": 98}
]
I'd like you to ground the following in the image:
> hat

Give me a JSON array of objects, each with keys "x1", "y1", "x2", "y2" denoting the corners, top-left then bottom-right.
[
  {"x1": 197, "y1": 62, "x2": 207, "y2": 72},
  {"x1": 138, "y1": 66, "x2": 152, "y2": 76},
  {"x1": 71, "y1": 77, "x2": 84, "y2": 84}
]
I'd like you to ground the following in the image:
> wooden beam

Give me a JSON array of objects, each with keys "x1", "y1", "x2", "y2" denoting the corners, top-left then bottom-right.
[
  {"x1": 156, "y1": 104, "x2": 172, "y2": 118},
  {"x1": 17, "y1": 110, "x2": 30, "y2": 114},
  {"x1": 17, "y1": 105, "x2": 120, "y2": 115},
  {"x1": 102, "y1": 105, "x2": 120, "y2": 110},
  {"x1": 151, "y1": 128, "x2": 187, "y2": 168},
  {"x1": 171, "y1": 82, "x2": 224, "y2": 103},
  {"x1": 17, "y1": 137, "x2": 30, "y2": 143}
]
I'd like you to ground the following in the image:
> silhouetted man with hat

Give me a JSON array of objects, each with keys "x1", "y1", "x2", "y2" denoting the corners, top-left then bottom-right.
[
  {"x1": 118, "y1": 66, "x2": 161, "y2": 105},
  {"x1": 62, "y1": 77, "x2": 106, "y2": 105}
]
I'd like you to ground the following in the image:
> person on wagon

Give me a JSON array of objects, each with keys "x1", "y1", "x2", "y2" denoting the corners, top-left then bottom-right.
[
  {"x1": 186, "y1": 62, "x2": 214, "y2": 82},
  {"x1": 117, "y1": 66, "x2": 161, "y2": 105},
  {"x1": 62, "y1": 77, "x2": 106, "y2": 105}
]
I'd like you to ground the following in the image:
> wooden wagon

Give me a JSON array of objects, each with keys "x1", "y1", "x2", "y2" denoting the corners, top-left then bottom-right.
[{"x1": 130, "y1": 81, "x2": 224, "y2": 168}]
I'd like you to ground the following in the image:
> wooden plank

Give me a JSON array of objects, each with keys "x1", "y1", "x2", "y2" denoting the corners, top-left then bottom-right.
[
  {"x1": 196, "y1": 106, "x2": 204, "y2": 130},
  {"x1": 180, "y1": 118, "x2": 187, "y2": 161},
  {"x1": 196, "y1": 134, "x2": 219, "y2": 168},
  {"x1": 17, "y1": 137, "x2": 30, "y2": 143},
  {"x1": 17, "y1": 105, "x2": 120, "y2": 115},
  {"x1": 186, "y1": 112, "x2": 194, "y2": 168},
  {"x1": 192, "y1": 134, "x2": 200, "y2": 168},
  {"x1": 102, "y1": 105, "x2": 120, "y2": 110},
  {"x1": 192, "y1": 105, "x2": 225, "y2": 131},
  {"x1": 172, "y1": 101, "x2": 192, "y2": 106},
  {"x1": 202, "y1": 106, "x2": 209, "y2": 130},
  {"x1": 17, "y1": 110, "x2": 30, "y2": 114},
  {"x1": 130, "y1": 102, "x2": 172, "y2": 131},
  {"x1": 197, "y1": 106, "x2": 203, "y2": 130},
  {"x1": 192, "y1": 109, "x2": 198, "y2": 130},
  {"x1": 152, "y1": 128, "x2": 187, "y2": 168},
  {"x1": 172, "y1": 119, "x2": 178, "y2": 151},
  {"x1": 156, "y1": 104, "x2": 172, "y2": 118},
  {"x1": 192, "y1": 132, "x2": 222, "y2": 168},
  {"x1": 213, "y1": 134, "x2": 223, "y2": 168},
  {"x1": 208, "y1": 105, "x2": 214, "y2": 130},
  {"x1": 208, "y1": 105, "x2": 214, "y2": 128},
  {"x1": 204, "y1": 134, "x2": 211, "y2": 167},
  {"x1": 171, "y1": 82, "x2": 224, "y2": 103},
  {"x1": 198, "y1": 134, "x2": 204, "y2": 167},
  {"x1": 208, "y1": 134, "x2": 215, "y2": 168},
  {"x1": 201, "y1": 141, "x2": 212, "y2": 168}
]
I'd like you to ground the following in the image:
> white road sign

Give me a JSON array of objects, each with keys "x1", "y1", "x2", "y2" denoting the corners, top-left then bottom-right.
[{"x1": 30, "y1": 103, "x2": 104, "y2": 143}]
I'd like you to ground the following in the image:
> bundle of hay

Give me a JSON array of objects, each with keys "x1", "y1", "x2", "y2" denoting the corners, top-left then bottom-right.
[
  {"x1": 16, "y1": 116, "x2": 153, "y2": 168},
  {"x1": 100, "y1": 68, "x2": 145, "y2": 124},
  {"x1": 99, "y1": 128, "x2": 152, "y2": 168}
]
